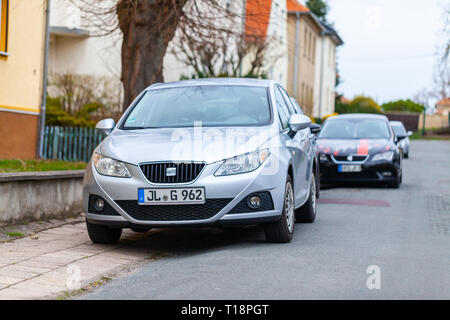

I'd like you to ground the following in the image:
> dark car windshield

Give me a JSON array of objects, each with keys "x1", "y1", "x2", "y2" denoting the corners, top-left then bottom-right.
[
  {"x1": 391, "y1": 123, "x2": 406, "y2": 136},
  {"x1": 319, "y1": 118, "x2": 391, "y2": 139},
  {"x1": 122, "y1": 85, "x2": 271, "y2": 129}
]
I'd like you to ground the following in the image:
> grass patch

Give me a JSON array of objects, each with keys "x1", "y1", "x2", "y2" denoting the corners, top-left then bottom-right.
[
  {"x1": 0, "y1": 159, "x2": 87, "y2": 173},
  {"x1": 7, "y1": 232, "x2": 24, "y2": 237}
]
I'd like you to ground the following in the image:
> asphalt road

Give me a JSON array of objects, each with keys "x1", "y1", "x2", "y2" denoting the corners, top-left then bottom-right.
[{"x1": 82, "y1": 140, "x2": 450, "y2": 299}]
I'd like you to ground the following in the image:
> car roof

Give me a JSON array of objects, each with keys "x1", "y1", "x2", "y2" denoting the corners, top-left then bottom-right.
[
  {"x1": 147, "y1": 78, "x2": 273, "y2": 90},
  {"x1": 327, "y1": 113, "x2": 388, "y2": 121}
]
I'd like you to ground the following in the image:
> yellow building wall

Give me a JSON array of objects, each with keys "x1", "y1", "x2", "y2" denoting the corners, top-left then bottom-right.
[
  {"x1": 0, "y1": 0, "x2": 47, "y2": 159},
  {"x1": 0, "y1": 0, "x2": 47, "y2": 114},
  {"x1": 286, "y1": 14, "x2": 321, "y2": 116}
]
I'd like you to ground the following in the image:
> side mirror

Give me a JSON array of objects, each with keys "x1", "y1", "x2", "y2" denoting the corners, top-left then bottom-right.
[
  {"x1": 309, "y1": 123, "x2": 321, "y2": 134},
  {"x1": 96, "y1": 118, "x2": 115, "y2": 135},
  {"x1": 288, "y1": 114, "x2": 311, "y2": 133},
  {"x1": 407, "y1": 131, "x2": 413, "y2": 136}
]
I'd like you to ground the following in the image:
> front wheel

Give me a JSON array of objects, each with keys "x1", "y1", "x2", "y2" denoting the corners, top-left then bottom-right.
[
  {"x1": 86, "y1": 220, "x2": 122, "y2": 244},
  {"x1": 295, "y1": 173, "x2": 317, "y2": 223},
  {"x1": 264, "y1": 175, "x2": 295, "y2": 243}
]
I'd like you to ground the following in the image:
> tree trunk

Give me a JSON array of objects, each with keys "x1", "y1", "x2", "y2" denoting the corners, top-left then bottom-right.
[{"x1": 117, "y1": 0, "x2": 188, "y2": 110}]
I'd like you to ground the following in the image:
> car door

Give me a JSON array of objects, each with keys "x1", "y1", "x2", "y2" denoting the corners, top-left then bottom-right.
[{"x1": 274, "y1": 85, "x2": 310, "y2": 205}]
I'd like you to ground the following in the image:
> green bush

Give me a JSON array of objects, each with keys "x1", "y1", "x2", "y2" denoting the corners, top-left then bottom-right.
[
  {"x1": 382, "y1": 99, "x2": 424, "y2": 113},
  {"x1": 45, "y1": 97, "x2": 97, "y2": 127},
  {"x1": 336, "y1": 96, "x2": 383, "y2": 114}
]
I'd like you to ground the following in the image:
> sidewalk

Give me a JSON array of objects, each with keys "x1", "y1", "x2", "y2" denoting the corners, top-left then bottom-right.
[{"x1": 0, "y1": 218, "x2": 162, "y2": 299}]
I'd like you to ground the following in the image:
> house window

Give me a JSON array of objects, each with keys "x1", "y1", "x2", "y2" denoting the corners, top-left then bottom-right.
[{"x1": 0, "y1": 0, "x2": 8, "y2": 54}]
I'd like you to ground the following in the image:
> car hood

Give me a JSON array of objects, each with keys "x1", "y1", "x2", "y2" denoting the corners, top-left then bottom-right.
[
  {"x1": 316, "y1": 138, "x2": 394, "y2": 156},
  {"x1": 100, "y1": 126, "x2": 277, "y2": 165}
]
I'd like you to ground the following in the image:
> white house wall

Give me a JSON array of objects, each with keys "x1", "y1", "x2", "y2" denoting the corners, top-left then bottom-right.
[{"x1": 313, "y1": 35, "x2": 337, "y2": 118}]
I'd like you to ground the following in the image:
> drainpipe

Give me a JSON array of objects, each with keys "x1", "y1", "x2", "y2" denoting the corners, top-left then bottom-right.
[
  {"x1": 293, "y1": 12, "x2": 300, "y2": 97},
  {"x1": 318, "y1": 35, "x2": 325, "y2": 117},
  {"x1": 38, "y1": 0, "x2": 51, "y2": 158}
]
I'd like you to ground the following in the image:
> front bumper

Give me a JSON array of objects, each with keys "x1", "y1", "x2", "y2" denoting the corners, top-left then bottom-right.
[
  {"x1": 319, "y1": 158, "x2": 399, "y2": 184},
  {"x1": 83, "y1": 157, "x2": 285, "y2": 227}
]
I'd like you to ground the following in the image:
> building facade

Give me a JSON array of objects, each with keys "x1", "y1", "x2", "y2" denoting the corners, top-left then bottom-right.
[
  {"x1": 48, "y1": 0, "x2": 123, "y2": 112},
  {"x1": 313, "y1": 22, "x2": 343, "y2": 118},
  {"x1": 436, "y1": 98, "x2": 450, "y2": 117},
  {"x1": 286, "y1": 0, "x2": 342, "y2": 118},
  {"x1": 0, "y1": 0, "x2": 48, "y2": 159},
  {"x1": 286, "y1": 0, "x2": 323, "y2": 116}
]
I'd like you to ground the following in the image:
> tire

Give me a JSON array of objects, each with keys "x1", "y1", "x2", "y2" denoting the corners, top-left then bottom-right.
[
  {"x1": 295, "y1": 173, "x2": 317, "y2": 223},
  {"x1": 264, "y1": 175, "x2": 295, "y2": 243},
  {"x1": 404, "y1": 153, "x2": 409, "y2": 159},
  {"x1": 388, "y1": 168, "x2": 402, "y2": 188},
  {"x1": 86, "y1": 219, "x2": 122, "y2": 244}
]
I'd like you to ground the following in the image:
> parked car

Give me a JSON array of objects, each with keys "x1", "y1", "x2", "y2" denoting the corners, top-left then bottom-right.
[
  {"x1": 83, "y1": 78, "x2": 319, "y2": 244},
  {"x1": 317, "y1": 113, "x2": 402, "y2": 188},
  {"x1": 390, "y1": 121, "x2": 412, "y2": 158}
]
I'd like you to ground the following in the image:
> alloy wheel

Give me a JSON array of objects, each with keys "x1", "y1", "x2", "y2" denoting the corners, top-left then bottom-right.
[{"x1": 285, "y1": 182, "x2": 295, "y2": 233}]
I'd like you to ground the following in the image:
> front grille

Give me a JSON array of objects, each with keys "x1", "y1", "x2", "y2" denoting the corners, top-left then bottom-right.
[
  {"x1": 228, "y1": 192, "x2": 274, "y2": 214},
  {"x1": 332, "y1": 155, "x2": 368, "y2": 162},
  {"x1": 140, "y1": 162, "x2": 206, "y2": 184},
  {"x1": 115, "y1": 199, "x2": 232, "y2": 221}
]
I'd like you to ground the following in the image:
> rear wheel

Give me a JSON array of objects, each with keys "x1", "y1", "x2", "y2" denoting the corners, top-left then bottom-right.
[
  {"x1": 86, "y1": 220, "x2": 122, "y2": 244},
  {"x1": 389, "y1": 171, "x2": 402, "y2": 188},
  {"x1": 264, "y1": 175, "x2": 295, "y2": 243},
  {"x1": 295, "y1": 173, "x2": 317, "y2": 223}
]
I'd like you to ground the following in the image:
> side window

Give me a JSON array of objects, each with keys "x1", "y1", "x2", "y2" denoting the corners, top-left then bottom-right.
[
  {"x1": 274, "y1": 87, "x2": 290, "y2": 130},
  {"x1": 292, "y1": 100, "x2": 304, "y2": 115},
  {"x1": 278, "y1": 86, "x2": 297, "y2": 115}
]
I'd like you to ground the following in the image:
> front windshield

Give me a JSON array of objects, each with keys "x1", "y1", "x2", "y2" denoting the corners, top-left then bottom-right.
[
  {"x1": 122, "y1": 85, "x2": 271, "y2": 129},
  {"x1": 319, "y1": 118, "x2": 390, "y2": 139},
  {"x1": 391, "y1": 124, "x2": 406, "y2": 136}
]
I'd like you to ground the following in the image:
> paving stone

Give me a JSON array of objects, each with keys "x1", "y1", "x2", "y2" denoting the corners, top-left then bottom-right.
[
  {"x1": 0, "y1": 288, "x2": 47, "y2": 300},
  {"x1": 11, "y1": 279, "x2": 65, "y2": 295},
  {"x1": 0, "y1": 275, "x2": 26, "y2": 285}
]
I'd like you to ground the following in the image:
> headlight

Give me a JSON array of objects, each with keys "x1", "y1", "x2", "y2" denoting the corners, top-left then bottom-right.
[
  {"x1": 93, "y1": 153, "x2": 131, "y2": 178},
  {"x1": 372, "y1": 151, "x2": 394, "y2": 162},
  {"x1": 215, "y1": 149, "x2": 270, "y2": 176}
]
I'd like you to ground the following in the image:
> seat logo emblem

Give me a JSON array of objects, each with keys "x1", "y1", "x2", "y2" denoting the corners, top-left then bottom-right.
[
  {"x1": 166, "y1": 167, "x2": 177, "y2": 177},
  {"x1": 347, "y1": 155, "x2": 353, "y2": 161}
]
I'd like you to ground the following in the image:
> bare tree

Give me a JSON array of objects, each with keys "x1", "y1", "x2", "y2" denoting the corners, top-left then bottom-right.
[
  {"x1": 171, "y1": 1, "x2": 281, "y2": 79},
  {"x1": 413, "y1": 4, "x2": 449, "y2": 108},
  {"x1": 73, "y1": 0, "x2": 243, "y2": 110}
]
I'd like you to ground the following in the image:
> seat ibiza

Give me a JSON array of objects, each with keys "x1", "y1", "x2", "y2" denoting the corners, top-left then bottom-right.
[
  {"x1": 317, "y1": 114, "x2": 402, "y2": 188},
  {"x1": 83, "y1": 78, "x2": 319, "y2": 244}
]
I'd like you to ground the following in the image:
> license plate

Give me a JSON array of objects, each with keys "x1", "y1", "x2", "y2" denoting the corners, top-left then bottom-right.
[
  {"x1": 138, "y1": 188, "x2": 205, "y2": 205},
  {"x1": 338, "y1": 165, "x2": 362, "y2": 172}
]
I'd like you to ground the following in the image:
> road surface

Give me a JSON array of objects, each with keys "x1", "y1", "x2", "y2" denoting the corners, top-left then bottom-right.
[{"x1": 82, "y1": 140, "x2": 450, "y2": 299}]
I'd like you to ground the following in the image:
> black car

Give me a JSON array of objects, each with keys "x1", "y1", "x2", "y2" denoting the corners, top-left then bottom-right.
[{"x1": 317, "y1": 114, "x2": 402, "y2": 188}]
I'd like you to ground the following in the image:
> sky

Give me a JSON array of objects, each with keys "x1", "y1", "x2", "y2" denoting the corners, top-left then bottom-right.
[{"x1": 327, "y1": 0, "x2": 448, "y2": 104}]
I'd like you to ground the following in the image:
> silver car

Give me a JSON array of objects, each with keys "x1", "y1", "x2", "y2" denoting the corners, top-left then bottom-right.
[
  {"x1": 83, "y1": 78, "x2": 319, "y2": 244},
  {"x1": 390, "y1": 121, "x2": 412, "y2": 158}
]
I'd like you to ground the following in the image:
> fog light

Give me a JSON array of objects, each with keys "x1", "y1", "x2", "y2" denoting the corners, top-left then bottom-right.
[
  {"x1": 248, "y1": 195, "x2": 262, "y2": 209},
  {"x1": 382, "y1": 172, "x2": 392, "y2": 176},
  {"x1": 94, "y1": 198, "x2": 105, "y2": 211}
]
